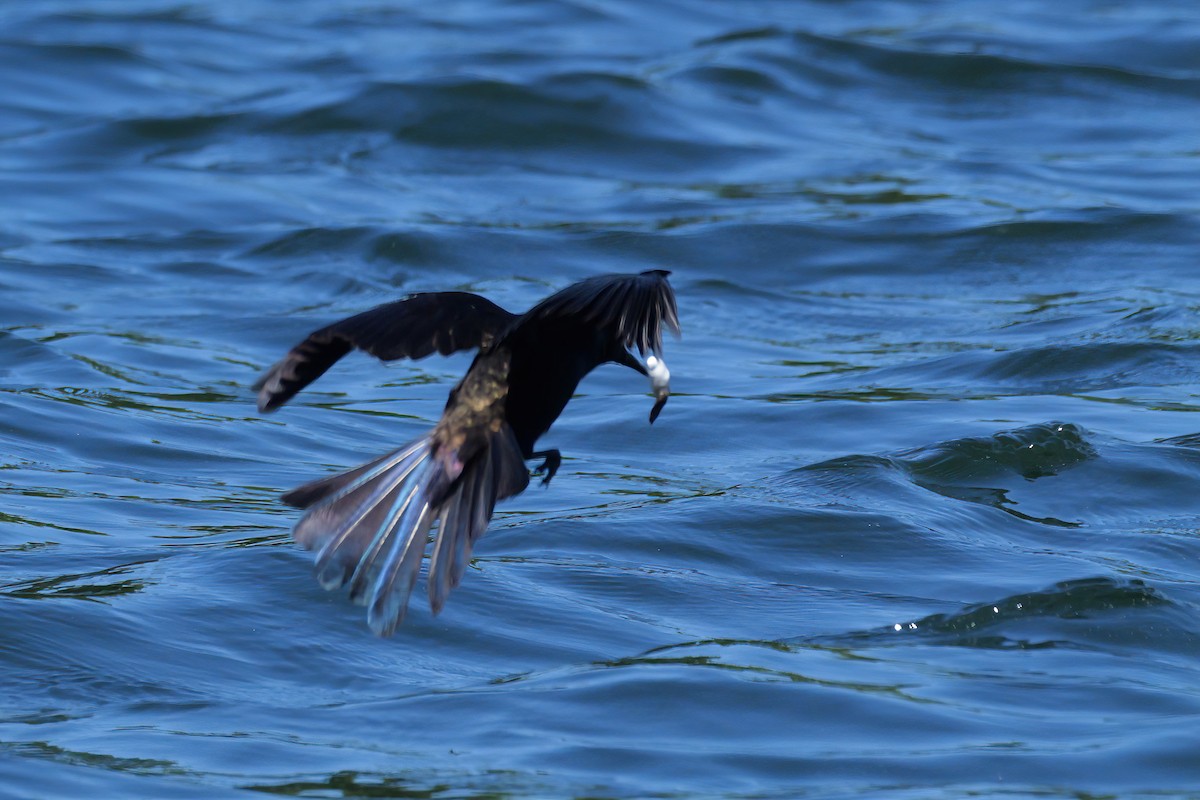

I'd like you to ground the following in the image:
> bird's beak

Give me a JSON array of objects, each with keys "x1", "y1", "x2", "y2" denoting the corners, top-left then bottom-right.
[
  {"x1": 649, "y1": 389, "x2": 668, "y2": 424},
  {"x1": 646, "y1": 355, "x2": 671, "y2": 424}
]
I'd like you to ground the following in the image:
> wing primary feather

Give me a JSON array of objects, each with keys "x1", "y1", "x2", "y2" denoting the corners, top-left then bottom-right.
[
  {"x1": 613, "y1": 281, "x2": 633, "y2": 342},
  {"x1": 255, "y1": 293, "x2": 515, "y2": 412},
  {"x1": 517, "y1": 269, "x2": 679, "y2": 357}
]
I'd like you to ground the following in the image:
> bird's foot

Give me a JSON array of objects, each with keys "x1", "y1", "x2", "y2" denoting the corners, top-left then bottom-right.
[{"x1": 530, "y1": 449, "x2": 562, "y2": 487}]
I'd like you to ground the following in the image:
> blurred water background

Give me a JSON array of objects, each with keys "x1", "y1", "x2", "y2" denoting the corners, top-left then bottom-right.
[{"x1": 3, "y1": 1, "x2": 1200, "y2": 797}]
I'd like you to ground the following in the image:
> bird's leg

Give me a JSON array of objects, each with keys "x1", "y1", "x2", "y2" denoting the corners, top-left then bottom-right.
[{"x1": 530, "y1": 448, "x2": 562, "y2": 487}]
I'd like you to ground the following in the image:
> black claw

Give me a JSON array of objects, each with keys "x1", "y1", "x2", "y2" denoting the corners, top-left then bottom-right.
[{"x1": 530, "y1": 449, "x2": 562, "y2": 487}]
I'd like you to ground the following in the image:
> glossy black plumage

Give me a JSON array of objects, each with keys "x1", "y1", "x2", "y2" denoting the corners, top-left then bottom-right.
[
  {"x1": 257, "y1": 270, "x2": 679, "y2": 635},
  {"x1": 255, "y1": 292, "x2": 515, "y2": 412}
]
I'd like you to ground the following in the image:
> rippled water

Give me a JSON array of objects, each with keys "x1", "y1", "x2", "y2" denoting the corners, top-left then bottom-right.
[{"x1": 4, "y1": 1, "x2": 1200, "y2": 797}]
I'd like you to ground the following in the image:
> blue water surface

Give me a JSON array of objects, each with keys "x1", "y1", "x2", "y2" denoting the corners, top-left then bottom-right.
[{"x1": 3, "y1": 1, "x2": 1200, "y2": 798}]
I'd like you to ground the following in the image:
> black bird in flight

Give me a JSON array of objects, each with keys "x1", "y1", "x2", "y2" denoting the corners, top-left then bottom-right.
[{"x1": 255, "y1": 270, "x2": 680, "y2": 635}]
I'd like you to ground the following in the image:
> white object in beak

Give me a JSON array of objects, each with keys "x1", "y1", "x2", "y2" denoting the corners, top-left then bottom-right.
[
  {"x1": 646, "y1": 355, "x2": 670, "y2": 394},
  {"x1": 646, "y1": 354, "x2": 671, "y2": 423}
]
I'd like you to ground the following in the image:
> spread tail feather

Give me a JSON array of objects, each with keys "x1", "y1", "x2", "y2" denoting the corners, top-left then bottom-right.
[
  {"x1": 426, "y1": 424, "x2": 527, "y2": 615},
  {"x1": 284, "y1": 425, "x2": 529, "y2": 635}
]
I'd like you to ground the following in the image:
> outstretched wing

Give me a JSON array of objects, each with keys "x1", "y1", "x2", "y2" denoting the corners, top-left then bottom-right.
[
  {"x1": 518, "y1": 269, "x2": 681, "y2": 355},
  {"x1": 255, "y1": 292, "x2": 516, "y2": 412}
]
